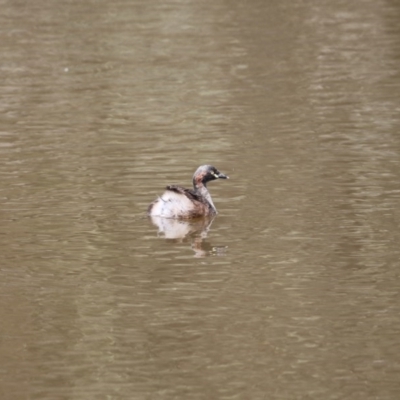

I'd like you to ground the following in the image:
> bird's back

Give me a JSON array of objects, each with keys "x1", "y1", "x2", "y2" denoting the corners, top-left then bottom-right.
[{"x1": 147, "y1": 186, "x2": 214, "y2": 219}]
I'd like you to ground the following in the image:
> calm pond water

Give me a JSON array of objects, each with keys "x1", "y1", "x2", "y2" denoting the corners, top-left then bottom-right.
[{"x1": 1, "y1": 0, "x2": 400, "y2": 399}]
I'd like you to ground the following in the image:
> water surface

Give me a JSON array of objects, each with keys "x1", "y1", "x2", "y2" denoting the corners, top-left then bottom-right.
[{"x1": 1, "y1": 0, "x2": 400, "y2": 399}]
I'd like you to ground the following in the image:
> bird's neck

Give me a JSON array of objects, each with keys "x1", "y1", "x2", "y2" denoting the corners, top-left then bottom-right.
[{"x1": 194, "y1": 181, "x2": 217, "y2": 212}]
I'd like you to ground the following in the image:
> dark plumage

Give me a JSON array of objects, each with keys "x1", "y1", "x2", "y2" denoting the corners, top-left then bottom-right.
[{"x1": 147, "y1": 165, "x2": 229, "y2": 219}]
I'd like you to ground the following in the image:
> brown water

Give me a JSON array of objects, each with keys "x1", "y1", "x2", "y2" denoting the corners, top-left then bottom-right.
[{"x1": 1, "y1": 0, "x2": 400, "y2": 399}]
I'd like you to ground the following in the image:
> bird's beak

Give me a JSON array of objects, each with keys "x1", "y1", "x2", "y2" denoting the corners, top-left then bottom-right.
[{"x1": 217, "y1": 172, "x2": 229, "y2": 179}]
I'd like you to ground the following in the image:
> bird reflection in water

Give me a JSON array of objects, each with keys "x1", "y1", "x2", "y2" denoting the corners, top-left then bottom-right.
[{"x1": 149, "y1": 215, "x2": 227, "y2": 257}]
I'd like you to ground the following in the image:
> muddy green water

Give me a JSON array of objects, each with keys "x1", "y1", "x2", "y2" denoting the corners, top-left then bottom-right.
[{"x1": 1, "y1": 1, "x2": 400, "y2": 399}]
